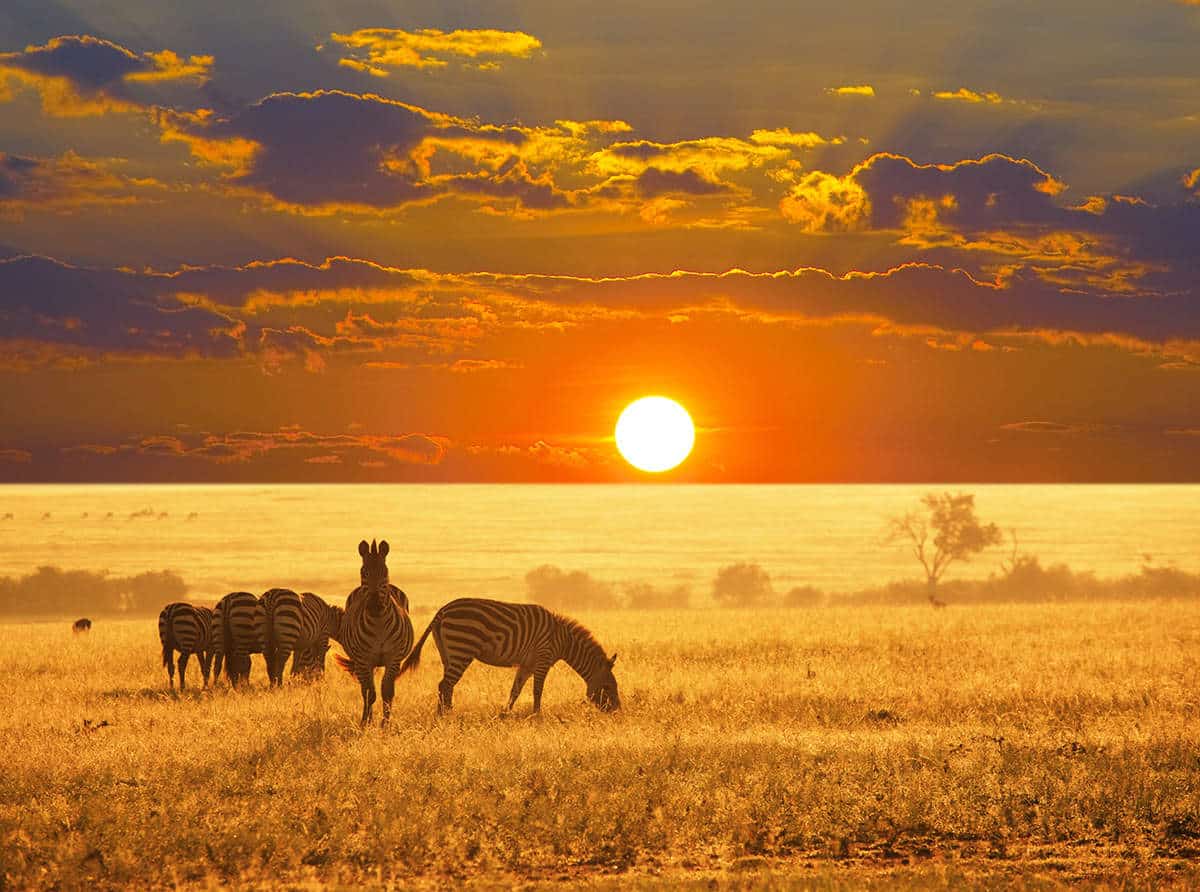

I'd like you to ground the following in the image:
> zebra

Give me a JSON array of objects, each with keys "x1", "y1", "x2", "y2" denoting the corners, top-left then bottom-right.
[
  {"x1": 211, "y1": 592, "x2": 265, "y2": 687},
  {"x1": 259, "y1": 588, "x2": 304, "y2": 687},
  {"x1": 292, "y1": 592, "x2": 343, "y2": 678},
  {"x1": 72, "y1": 617, "x2": 92, "y2": 634},
  {"x1": 398, "y1": 598, "x2": 620, "y2": 715},
  {"x1": 157, "y1": 602, "x2": 214, "y2": 690},
  {"x1": 333, "y1": 539, "x2": 414, "y2": 727}
]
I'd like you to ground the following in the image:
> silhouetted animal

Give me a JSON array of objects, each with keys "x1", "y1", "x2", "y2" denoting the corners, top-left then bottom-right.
[
  {"x1": 400, "y1": 599, "x2": 619, "y2": 715},
  {"x1": 333, "y1": 540, "x2": 413, "y2": 726},
  {"x1": 259, "y1": 588, "x2": 303, "y2": 687},
  {"x1": 72, "y1": 618, "x2": 92, "y2": 634},
  {"x1": 930, "y1": 595, "x2": 948, "y2": 609},
  {"x1": 292, "y1": 592, "x2": 343, "y2": 678},
  {"x1": 40, "y1": 512, "x2": 51, "y2": 520},
  {"x1": 1, "y1": 513, "x2": 12, "y2": 521},
  {"x1": 212, "y1": 592, "x2": 265, "y2": 687},
  {"x1": 158, "y1": 603, "x2": 213, "y2": 689}
]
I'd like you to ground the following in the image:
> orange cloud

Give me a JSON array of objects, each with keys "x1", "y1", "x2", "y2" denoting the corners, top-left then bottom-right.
[
  {"x1": 0, "y1": 35, "x2": 211, "y2": 117},
  {"x1": 0, "y1": 151, "x2": 165, "y2": 218},
  {"x1": 826, "y1": 85, "x2": 875, "y2": 97},
  {"x1": 933, "y1": 87, "x2": 1005, "y2": 104},
  {"x1": 326, "y1": 28, "x2": 542, "y2": 73},
  {"x1": 779, "y1": 170, "x2": 870, "y2": 231}
]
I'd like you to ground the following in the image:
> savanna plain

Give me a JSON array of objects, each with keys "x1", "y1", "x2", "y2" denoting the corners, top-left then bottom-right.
[{"x1": 3, "y1": 603, "x2": 1199, "y2": 890}]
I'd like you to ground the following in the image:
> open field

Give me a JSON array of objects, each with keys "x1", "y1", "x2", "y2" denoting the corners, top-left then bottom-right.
[{"x1": 3, "y1": 603, "x2": 1200, "y2": 889}]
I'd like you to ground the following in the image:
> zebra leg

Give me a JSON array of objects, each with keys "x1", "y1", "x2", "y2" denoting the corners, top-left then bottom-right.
[
  {"x1": 165, "y1": 649, "x2": 176, "y2": 690},
  {"x1": 201, "y1": 652, "x2": 213, "y2": 687},
  {"x1": 357, "y1": 666, "x2": 377, "y2": 727},
  {"x1": 506, "y1": 667, "x2": 532, "y2": 712},
  {"x1": 531, "y1": 659, "x2": 554, "y2": 714},
  {"x1": 380, "y1": 664, "x2": 400, "y2": 727},
  {"x1": 437, "y1": 656, "x2": 472, "y2": 716},
  {"x1": 178, "y1": 652, "x2": 190, "y2": 691}
]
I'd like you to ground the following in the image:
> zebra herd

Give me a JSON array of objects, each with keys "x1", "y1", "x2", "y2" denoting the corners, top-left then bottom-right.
[{"x1": 158, "y1": 538, "x2": 620, "y2": 725}]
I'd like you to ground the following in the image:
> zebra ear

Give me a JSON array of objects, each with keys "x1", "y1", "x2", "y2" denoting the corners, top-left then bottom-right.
[
  {"x1": 608, "y1": 653, "x2": 618, "y2": 667},
  {"x1": 358, "y1": 540, "x2": 370, "y2": 558},
  {"x1": 379, "y1": 540, "x2": 389, "y2": 558}
]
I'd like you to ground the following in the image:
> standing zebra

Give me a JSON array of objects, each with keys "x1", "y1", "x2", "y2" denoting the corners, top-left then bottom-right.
[
  {"x1": 292, "y1": 592, "x2": 343, "y2": 678},
  {"x1": 211, "y1": 591, "x2": 265, "y2": 687},
  {"x1": 333, "y1": 540, "x2": 413, "y2": 726},
  {"x1": 398, "y1": 598, "x2": 620, "y2": 715},
  {"x1": 259, "y1": 588, "x2": 303, "y2": 687},
  {"x1": 158, "y1": 602, "x2": 214, "y2": 690}
]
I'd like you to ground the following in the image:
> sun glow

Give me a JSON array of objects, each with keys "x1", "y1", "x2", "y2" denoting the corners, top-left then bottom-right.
[{"x1": 614, "y1": 396, "x2": 695, "y2": 473}]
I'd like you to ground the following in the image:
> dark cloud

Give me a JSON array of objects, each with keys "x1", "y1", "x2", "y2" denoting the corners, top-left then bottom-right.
[
  {"x1": 0, "y1": 151, "x2": 162, "y2": 214},
  {"x1": 0, "y1": 35, "x2": 211, "y2": 115},
  {"x1": 0, "y1": 255, "x2": 241, "y2": 367},
  {"x1": 164, "y1": 90, "x2": 578, "y2": 214}
]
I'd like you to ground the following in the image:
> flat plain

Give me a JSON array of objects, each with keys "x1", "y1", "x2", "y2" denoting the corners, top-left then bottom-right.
[{"x1": 2, "y1": 603, "x2": 1199, "y2": 889}]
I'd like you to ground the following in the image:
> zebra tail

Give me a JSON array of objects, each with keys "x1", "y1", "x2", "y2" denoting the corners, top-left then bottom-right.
[
  {"x1": 160, "y1": 610, "x2": 175, "y2": 669},
  {"x1": 333, "y1": 652, "x2": 354, "y2": 674},
  {"x1": 398, "y1": 616, "x2": 436, "y2": 676}
]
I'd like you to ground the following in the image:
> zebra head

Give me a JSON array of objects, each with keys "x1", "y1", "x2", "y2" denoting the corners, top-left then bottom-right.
[
  {"x1": 358, "y1": 539, "x2": 391, "y2": 609},
  {"x1": 587, "y1": 652, "x2": 620, "y2": 712}
]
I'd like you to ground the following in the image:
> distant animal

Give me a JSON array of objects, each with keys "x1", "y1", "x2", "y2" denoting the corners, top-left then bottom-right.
[
  {"x1": 929, "y1": 595, "x2": 948, "y2": 609},
  {"x1": 292, "y1": 592, "x2": 343, "y2": 678},
  {"x1": 259, "y1": 588, "x2": 304, "y2": 687},
  {"x1": 157, "y1": 602, "x2": 214, "y2": 690},
  {"x1": 399, "y1": 598, "x2": 620, "y2": 716},
  {"x1": 81, "y1": 512, "x2": 89, "y2": 519},
  {"x1": 212, "y1": 592, "x2": 266, "y2": 687},
  {"x1": 103, "y1": 512, "x2": 113, "y2": 520},
  {"x1": 1, "y1": 513, "x2": 12, "y2": 521},
  {"x1": 186, "y1": 512, "x2": 198, "y2": 521},
  {"x1": 157, "y1": 512, "x2": 169, "y2": 520},
  {"x1": 72, "y1": 617, "x2": 92, "y2": 634},
  {"x1": 40, "y1": 512, "x2": 51, "y2": 520},
  {"x1": 333, "y1": 540, "x2": 414, "y2": 726}
]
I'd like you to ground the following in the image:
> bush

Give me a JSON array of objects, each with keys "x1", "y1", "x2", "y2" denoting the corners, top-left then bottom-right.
[
  {"x1": 0, "y1": 566, "x2": 188, "y2": 616},
  {"x1": 782, "y1": 585, "x2": 825, "y2": 608},
  {"x1": 624, "y1": 582, "x2": 691, "y2": 609},
  {"x1": 525, "y1": 565, "x2": 620, "y2": 611},
  {"x1": 712, "y1": 563, "x2": 774, "y2": 608}
]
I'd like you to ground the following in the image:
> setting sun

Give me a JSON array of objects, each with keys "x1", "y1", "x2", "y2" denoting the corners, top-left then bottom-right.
[{"x1": 614, "y1": 396, "x2": 695, "y2": 473}]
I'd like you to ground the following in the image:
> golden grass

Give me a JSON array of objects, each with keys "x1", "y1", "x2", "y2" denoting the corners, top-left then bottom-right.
[{"x1": 2, "y1": 603, "x2": 1200, "y2": 889}]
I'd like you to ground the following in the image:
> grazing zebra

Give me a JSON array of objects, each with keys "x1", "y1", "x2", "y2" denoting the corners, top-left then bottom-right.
[
  {"x1": 333, "y1": 540, "x2": 414, "y2": 726},
  {"x1": 72, "y1": 617, "x2": 92, "y2": 634},
  {"x1": 259, "y1": 588, "x2": 303, "y2": 687},
  {"x1": 292, "y1": 592, "x2": 343, "y2": 678},
  {"x1": 399, "y1": 598, "x2": 620, "y2": 715},
  {"x1": 157, "y1": 602, "x2": 214, "y2": 690},
  {"x1": 211, "y1": 592, "x2": 265, "y2": 687}
]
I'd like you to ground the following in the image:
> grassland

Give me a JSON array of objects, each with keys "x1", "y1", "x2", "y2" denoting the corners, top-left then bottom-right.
[{"x1": 2, "y1": 603, "x2": 1199, "y2": 889}]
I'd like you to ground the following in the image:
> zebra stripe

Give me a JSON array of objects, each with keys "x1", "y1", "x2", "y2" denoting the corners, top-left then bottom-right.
[
  {"x1": 292, "y1": 592, "x2": 342, "y2": 678},
  {"x1": 158, "y1": 602, "x2": 214, "y2": 690},
  {"x1": 399, "y1": 598, "x2": 620, "y2": 714},
  {"x1": 260, "y1": 588, "x2": 303, "y2": 687},
  {"x1": 334, "y1": 539, "x2": 414, "y2": 726},
  {"x1": 212, "y1": 592, "x2": 265, "y2": 687}
]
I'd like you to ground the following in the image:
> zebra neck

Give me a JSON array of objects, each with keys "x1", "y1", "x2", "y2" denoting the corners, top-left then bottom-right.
[{"x1": 560, "y1": 629, "x2": 604, "y2": 683}]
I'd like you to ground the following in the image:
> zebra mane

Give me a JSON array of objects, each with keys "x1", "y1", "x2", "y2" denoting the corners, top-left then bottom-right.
[{"x1": 551, "y1": 611, "x2": 606, "y2": 658}]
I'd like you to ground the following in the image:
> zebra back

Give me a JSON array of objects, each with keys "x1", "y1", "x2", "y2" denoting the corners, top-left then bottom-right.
[
  {"x1": 260, "y1": 588, "x2": 303, "y2": 652},
  {"x1": 213, "y1": 591, "x2": 265, "y2": 658}
]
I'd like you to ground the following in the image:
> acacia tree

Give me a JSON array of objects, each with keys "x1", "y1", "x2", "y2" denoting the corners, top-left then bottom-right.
[{"x1": 887, "y1": 492, "x2": 1002, "y2": 605}]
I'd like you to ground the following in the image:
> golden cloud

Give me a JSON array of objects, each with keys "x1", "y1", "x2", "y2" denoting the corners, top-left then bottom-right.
[
  {"x1": 932, "y1": 87, "x2": 1005, "y2": 104},
  {"x1": 0, "y1": 151, "x2": 165, "y2": 218},
  {"x1": 0, "y1": 35, "x2": 211, "y2": 117},
  {"x1": 326, "y1": 28, "x2": 542, "y2": 73},
  {"x1": 826, "y1": 85, "x2": 876, "y2": 97}
]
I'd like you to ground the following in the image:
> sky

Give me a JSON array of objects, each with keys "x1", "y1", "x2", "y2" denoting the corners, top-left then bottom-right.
[{"x1": 1, "y1": 0, "x2": 1199, "y2": 482}]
